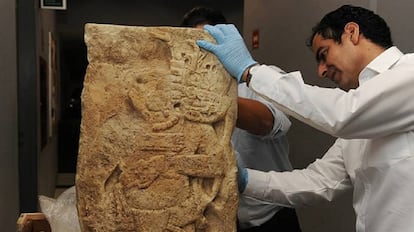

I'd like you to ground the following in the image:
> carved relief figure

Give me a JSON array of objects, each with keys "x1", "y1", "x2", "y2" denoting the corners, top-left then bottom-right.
[{"x1": 76, "y1": 24, "x2": 238, "y2": 232}]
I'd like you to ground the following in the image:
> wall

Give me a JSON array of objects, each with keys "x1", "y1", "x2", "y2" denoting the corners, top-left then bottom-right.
[
  {"x1": 0, "y1": 0, "x2": 19, "y2": 230},
  {"x1": 377, "y1": 0, "x2": 414, "y2": 53},
  {"x1": 243, "y1": 0, "x2": 414, "y2": 231}
]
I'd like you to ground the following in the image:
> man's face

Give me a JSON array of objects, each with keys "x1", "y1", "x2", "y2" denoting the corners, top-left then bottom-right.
[{"x1": 311, "y1": 33, "x2": 361, "y2": 91}]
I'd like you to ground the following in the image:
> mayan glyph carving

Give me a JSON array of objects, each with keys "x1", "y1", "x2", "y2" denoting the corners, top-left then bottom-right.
[{"x1": 76, "y1": 23, "x2": 238, "y2": 231}]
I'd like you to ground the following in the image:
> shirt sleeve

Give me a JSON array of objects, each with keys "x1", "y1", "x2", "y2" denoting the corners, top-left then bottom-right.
[
  {"x1": 238, "y1": 83, "x2": 291, "y2": 139},
  {"x1": 243, "y1": 139, "x2": 352, "y2": 207},
  {"x1": 249, "y1": 63, "x2": 414, "y2": 139},
  {"x1": 266, "y1": 105, "x2": 291, "y2": 139},
  {"x1": 252, "y1": 90, "x2": 291, "y2": 139}
]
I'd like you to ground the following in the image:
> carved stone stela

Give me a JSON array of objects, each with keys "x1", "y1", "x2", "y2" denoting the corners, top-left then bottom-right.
[{"x1": 76, "y1": 23, "x2": 238, "y2": 231}]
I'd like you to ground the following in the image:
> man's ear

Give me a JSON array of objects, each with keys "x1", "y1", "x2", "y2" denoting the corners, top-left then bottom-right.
[{"x1": 344, "y1": 22, "x2": 360, "y2": 44}]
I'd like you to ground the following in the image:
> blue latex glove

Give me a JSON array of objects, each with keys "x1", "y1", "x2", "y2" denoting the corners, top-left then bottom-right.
[
  {"x1": 236, "y1": 153, "x2": 249, "y2": 193},
  {"x1": 197, "y1": 24, "x2": 257, "y2": 82}
]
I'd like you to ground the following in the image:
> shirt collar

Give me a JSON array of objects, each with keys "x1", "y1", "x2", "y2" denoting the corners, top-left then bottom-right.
[{"x1": 359, "y1": 46, "x2": 403, "y2": 85}]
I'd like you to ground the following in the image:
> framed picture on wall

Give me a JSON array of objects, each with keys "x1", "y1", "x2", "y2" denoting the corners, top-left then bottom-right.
[
  {"x1": 40, "y1": 0, "x2": 67, "y2": 10},
  {"x1": 39, "y1": 56, "x2": 48, "y2": 149},
  {"x1": 48, "y1": 31, "x2": 57, "y2": 139}
]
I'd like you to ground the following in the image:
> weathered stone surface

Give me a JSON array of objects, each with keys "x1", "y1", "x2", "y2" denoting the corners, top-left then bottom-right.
[{"x1": 76, "y1": 23, "x2": 238, "y2": 232}]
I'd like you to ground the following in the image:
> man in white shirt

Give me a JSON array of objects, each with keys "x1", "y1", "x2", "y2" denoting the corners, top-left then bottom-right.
[
  {"x1": 182, "y1": 6, "x2": 302, "y2": 231},
  {"x1": 198, "y1": 4, "x2": 414, "y2": 232}
]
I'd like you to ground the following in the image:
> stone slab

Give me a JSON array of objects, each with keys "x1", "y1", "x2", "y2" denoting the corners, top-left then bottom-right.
[{"x1": 76, "y1": 23, "x2": 238, "y2": 232}]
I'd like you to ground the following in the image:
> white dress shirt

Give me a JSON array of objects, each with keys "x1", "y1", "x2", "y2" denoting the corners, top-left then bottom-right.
[
  {"x1": 244, "y1": 47, "x2": 414, "y2": 232},
  {"x1": 233, "y1": 82, "x2": 292, "y2": 229}
]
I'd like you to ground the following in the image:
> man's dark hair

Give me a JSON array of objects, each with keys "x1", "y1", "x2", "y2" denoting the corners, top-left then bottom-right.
[
  {"x1": 306, "y1": 5, "x2": 393, "y2": 48},
  {"x1": 181, "y1": 6, "x2": 227, "y2": 27}
]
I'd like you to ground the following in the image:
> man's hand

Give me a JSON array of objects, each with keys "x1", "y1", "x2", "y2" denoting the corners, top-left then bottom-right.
[{"x1": 197, "y1": 24, "x2": 257, "y2": 82}]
